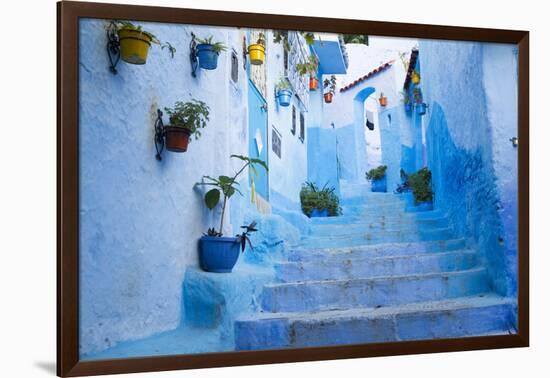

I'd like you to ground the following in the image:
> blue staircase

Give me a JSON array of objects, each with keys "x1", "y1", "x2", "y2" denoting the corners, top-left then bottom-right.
[{"x1": 234, "y1": 184, "x2": 516, "y2": 350}]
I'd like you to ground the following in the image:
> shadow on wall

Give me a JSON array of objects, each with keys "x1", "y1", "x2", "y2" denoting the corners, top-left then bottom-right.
[{"x1": 426, "y1": 103, "x2": 517, "y2": 297}]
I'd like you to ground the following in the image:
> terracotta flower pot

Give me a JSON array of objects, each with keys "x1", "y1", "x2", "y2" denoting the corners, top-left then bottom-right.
[
  {"x1": 324, "y1": 92, "x2": 334, "y2": 103},
  {"x1": 309, "y1": 76, "x2": 319, "y2": 91},
  {"x1": 379, "y1": 96, "x2": 388, "y2": 107},
  {"x1": 165, "y1": 126, "x2": 191, "y2": 152}
]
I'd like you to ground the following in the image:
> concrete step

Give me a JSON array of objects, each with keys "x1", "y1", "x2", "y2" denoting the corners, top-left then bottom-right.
[
  {"x1": 235, "y1": 294, "x2": 517, "y2": 350},
  {"x1": 275, "y1": 250, "x2": 478, "y2": 282},
  {"x1": 308, "y1": 218, "x2": 449, "y2": 237},
  {"x1": 310, "y1": 210, "x2": 446, "y2": 226},
  {"x1": 299, "y1": 227, "x2": 455, "y2": 248},
  {"x1": 341, "y1": 196, "x2": 406, "y2": 207},
  {"x1": 261, "y1": 267, "x2": 489, "y2": 313},
  {"x1": 288, "y1": 238, "x2": 467, "y2": 262}
]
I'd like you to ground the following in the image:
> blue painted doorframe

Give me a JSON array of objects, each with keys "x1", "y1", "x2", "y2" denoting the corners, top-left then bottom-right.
[{"x1": 248, "y1": 80, "x2": 269, "y2": 200}]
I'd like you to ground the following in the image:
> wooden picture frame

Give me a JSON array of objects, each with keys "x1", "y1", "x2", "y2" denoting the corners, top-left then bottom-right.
[{"x1": 57, "y1": 1, "x2": 529, "y2": 376}]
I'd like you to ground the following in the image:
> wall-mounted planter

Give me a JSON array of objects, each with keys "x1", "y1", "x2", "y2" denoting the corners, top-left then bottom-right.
[
  {"x1": 276, "y1": 89, "x2": 293, "y2": 107},
  {"x1": 311, "y1": 208, "x2": 329, "y2": 217},
  {"x1": 165, "y1": 126, "x2": 191, "y2": 152},
  {"x1": 118, "y1": 28, "x2": 153, "y2": 64},
  {"x1": 310, "y1": 76, "x2": 319, "y2": 91},
  {"x1": 411, "y1": 71, "x2": 421, "y2": 85},
  {"x1": 379, "y1": 95, "x2": 388, "y2": 107},
  {"x1": 371, "y1": 176, "x2": 387, "y2": 192},
  {"x1": 324, "y1": 92, "x2": 334, "y2": 103},
  {"x1": 404, "y1": 103, "x2": 412, "y2": 112},
  {"x1": 196, "y1": 44, "x2": 220, "y2": 70},
  {"x1": 248, "y1": 43, "x2": 265, "y2": 65},
  {"x1": 199, "y1": 236, "x2": 241, "y2": 273},
  {"x1": 417, "y1": 103, "x2": 427, "y2": 115}
]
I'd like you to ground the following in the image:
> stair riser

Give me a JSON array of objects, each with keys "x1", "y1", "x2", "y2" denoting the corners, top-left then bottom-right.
[
  {"x1": 308, "y1": 220, "x2": 449, "y2": 237},
  {"x1": 235, "y1": 303, "x2": 515, "y2": 350},
  {"x1": 310, "y1": 211, "x2": 446, "y2": 225},
  {"x1": 288, "y1": 239, "x2": 467, "y2": 262},
  {"x1": 276, "y1": 252, "x2": 477, "y2": 282},
  {"x1": 262, "y1": 269, "x2": 489, "y2": 313}
]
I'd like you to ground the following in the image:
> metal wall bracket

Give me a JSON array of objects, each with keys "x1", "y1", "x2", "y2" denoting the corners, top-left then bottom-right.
[
  {"x1": 106, "y1": 22, "x2": 121, "y2": 74},
  {"x1": 190, "y1": 32, "x2": 199, "y2": 77},
  {"x1": 510, "y1": 137, "x2": 518, "y2": 148},
  {"x1": 154, "y1": 109, "x2": 166, "y2": 160}
]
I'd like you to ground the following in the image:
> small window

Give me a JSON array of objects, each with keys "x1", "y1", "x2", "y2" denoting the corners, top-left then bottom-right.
[
  {"x1": 291, "y1": 105, "x2": 296, "y2": 135},
  {"x1": 272, "y1": 127, "x2": 282, "y2": 158},
  {"x1": 299, "y1": 112, "x2": 305, "y2": 142},
  {"x1": 231, "y1": 50, "x2": 239, "y2": 83}
]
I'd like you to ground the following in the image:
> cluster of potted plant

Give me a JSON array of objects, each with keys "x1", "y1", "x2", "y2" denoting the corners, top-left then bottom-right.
[
  {"x1": 399, "y1": 167, "x2": 434, "y2": 210},
  {"x1": 195, "y1": 35, "x2": 227, "y2": 70},
  {"x1": 366, "y1": 165, "x2": 388, "y2": 192},
  {"x1": 247, "y1": 33, "x2": 266, "y2": 65},
  {"x1": 162, "y1": 100, "x2": 210, "y2": 152},
  {"x1": 323, "y1": 75, "x2": 337, "y2": 103},
  {"x1": 296, "y1": 55, "x2": 320, "y2": 91},
  {"x1": 275, "y1": 77, "x2": 293, "y2": 107},
  {"x1": 401, "y1": 90, "x2": 412, "y2": 112},
  {"x1": 413, "y1": 87, "x2": 427, "y2": 115},
  {"x1": 300, "y1": 182, "x2": 341, "y2": 218},
  {"x1": 378, "y1": 92, "x2": 388, "y2": 107},
  {"x1": 194, "y1": 154, "x2": 268, "y2": 273}
]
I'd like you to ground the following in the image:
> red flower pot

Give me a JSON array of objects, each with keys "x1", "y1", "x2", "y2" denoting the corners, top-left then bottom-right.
[
  {"x1": 379, "y1": 96, "x2": 388, "y2": 107},
  {"x1": 309, "y1": 76, "x2": 319, "y2": 91},
  {"x1": 324, "y1": 92, "x2": 334, "y2": 103},
  {"x1": 165, "y1": 126, "x2": 191, "y2": 152}
]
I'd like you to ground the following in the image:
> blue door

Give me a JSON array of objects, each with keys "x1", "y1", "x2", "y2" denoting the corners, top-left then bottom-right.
[{"x1": 248, "y1": 80, "x2": 269, "y2": 201}]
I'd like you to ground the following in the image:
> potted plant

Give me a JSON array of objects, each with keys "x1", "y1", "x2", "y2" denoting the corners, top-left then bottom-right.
[
  {"x1": 195, "y1": 35, "x2": 227, "y2": 70},
  {"x1": 275, "y1": 77, "x2": 293, "y2": 107},
  {"x1": 401, "y1": 90, "x2": 412, "y2": 112},
  {"x1": 407, "y1": 167, "x2": 434, "y2": 210},
  {"x1": 163, "y1": 100, "x2": 210, "y2": 152},
  {"x1": 296, "y1": 55, "x2": 319, "y2": 90},
  {"x1": 413, "y1": 87, "x2": 427, "y2": 115},
  {"x1": 195, "y1": 155, "x2": 268, "y2": 272},
  {"x1": 114, "y1": 21, "x2": 161, "y2": 65},
  {"x1": 366, "y1": 165, "x2": 388, "y2": 192},
  {"x1": 248, "y1": 32, "x2": 266, "y2": 65},
  {"x1": 378, "y1": 92, "x2": 388, "y2": 107},
  {"x1": 411, "y1": 70, "x2": 421, "y2": 85},
  {"x1": 300, "y1": 182, "x2": 341, "y2": 218},
  {"x1": 323, "y1": 75, "x2": 337, "y2": 103}
]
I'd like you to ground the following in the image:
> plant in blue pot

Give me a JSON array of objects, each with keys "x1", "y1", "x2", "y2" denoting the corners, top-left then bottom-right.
[
  {"x1": 195, "y1": 154, "x2": 268, "y2": 272},
  {"x1": 300, "y1": 182, "x2": 341, "y2": 218},
  {"x1": 407, "y1": 167, "x2": 434, "y2": 211},
  {"x1": 413, "y1": 87, "x2": 428, "y2": 116},
  {"x1": 275, "y1": 77, "x2": 293, "y2": 107},
  {"x1": 366, "y1": 165, "x2": 388, "y2": 192},
  {"x1": 401, "y1": 90, "x2": 412, "y2": 112},
  {"x1": 195, "y1": 35, "x2": 227, "y2": 70}
]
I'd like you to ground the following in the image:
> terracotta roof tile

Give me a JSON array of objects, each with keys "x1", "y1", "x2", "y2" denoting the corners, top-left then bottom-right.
[{"x1": 339, "y1": 60, "x2": 394, "y2": 93}]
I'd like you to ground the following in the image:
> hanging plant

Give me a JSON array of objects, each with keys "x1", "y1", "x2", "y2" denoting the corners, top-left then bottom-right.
[
  {"x1": 195, "y1": 35, "x2": 227, "y2": 70},
  {"x1": 411, "y1": 70, "x2": 421, "y2": 85},
  {"x1": 110, "y1": 21, "x2": 162, "y2": 65},
  {"x1": 401, "y1": 90, "x2": 412, "y2": 112},
  {"x1": 379, "y1": 92, "x2": 388, "y2": 107},
  {"x1": 296, "y1": 55, "x2": 319, "y2": 80},
  {"x1": 248, "y1": 32, "x2": 266, "y2": 65},
  {"x1": 275, "y1": 77, "x2": 293, "y2": 107},
  {"x1": 323, "y1": 75, "x2": 337, "y2": 104},
  {"x1": 163, "y1": 100, "x2": 210, "y2": 152}
]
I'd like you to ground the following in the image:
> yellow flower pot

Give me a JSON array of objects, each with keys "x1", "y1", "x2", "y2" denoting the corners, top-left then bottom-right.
[
  {"x1": 118, "y1": 28, "x2": 153, "y2": 65},
  {"x1": 248, "y1": 44, "x2": 265, "y2": 65},
  {"x1": 411, "y1": 71, "x2": 421, "y2": 85}
]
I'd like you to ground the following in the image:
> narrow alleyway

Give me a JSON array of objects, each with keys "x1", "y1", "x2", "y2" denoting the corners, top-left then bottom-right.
[{"x1": 234, "y1": 183, "x2": 516, "y2": 350}]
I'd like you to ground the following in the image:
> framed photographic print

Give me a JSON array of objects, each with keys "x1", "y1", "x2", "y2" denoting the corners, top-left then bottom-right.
[{"x1": 57, "y1": 1, "x2": 529, "y2": 376}]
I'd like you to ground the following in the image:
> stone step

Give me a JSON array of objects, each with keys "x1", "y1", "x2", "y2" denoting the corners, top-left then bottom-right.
[
  {"x1": 310, "y1": 210, "x2": 446, "y2": 226},
  {"x1": 235, "y1": 294, "x2": 516, "y2": 350},
  {"x1": 299, "y1": 227, "x2": 455, "y2": 248},
  {"x1": 308, "y1": 218, "x2": 449, "y2": 236},
  {"x1": 275, "y1": 250, "x2": 478, "y2": 282},
  {"x1": 341, "y1": 196, "x2": 406, "y2": 207},
  {"x1": 261, "y1": 267, "x2": 489, "y2": 313},
  {"x1": 288, "y1": 238, "x2": 467, "y2": 262}
]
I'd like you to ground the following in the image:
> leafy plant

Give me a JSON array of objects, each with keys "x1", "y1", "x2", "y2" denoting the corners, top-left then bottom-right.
[
  {"x1": 296, "y1": 55, "x2": 319, "y2": 77},
  {"x1": 300, "y1": 182, "x2": 341, "y2": 217},
  {"x1": 195, "y1": 155, "x2": 268, "y2": 236},
  {"x1": 401, "y1": 90, "x2": 411, "y2": 105},
  {"x1": 366, "y1": 165, "x2": 387, "y2": 181},
  {"x1": 196, "y1": 35, "x2": 228, "y2": 54},
  {"x1": 398, "y1": 51, "x2": 410, "y2": 71},
  {"x1": 164, "y1": 100, "x2": 210, "y2": 140},
  {"x1": 413, "y1": 87, "x2": 423, "y2": 104},
  {"x1": 342, "y1": 34, "x2": 369, "y2": 45},
  {"x1": 408, "y1": 167, "x2": 433, "y2": 204},
  {"x1": 255, "y1": 32, "x2": 266, "y2": 47},
  {"x1": 275, "y1": 77, "x2": 291, "y2": 91},
  {"x1": 161, "y1": 42, "x2": 176, "y2": 58},
  {"x1": 273, "y1": 30, "x2": 316, "y2": 52},
  {"x1": 236, "y1": 221, "x2": 258, "y2": 252},
  {"x1": 323, "y1": 75, "x2": 337, "y2": 94},
  {"x1": 112, "y1": 20, "x2": 161, "y2": 44}
]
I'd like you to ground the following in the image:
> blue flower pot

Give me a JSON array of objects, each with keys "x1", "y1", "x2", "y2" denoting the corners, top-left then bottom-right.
[
  {"x1": 276, "y1": 89, "x2": 293, "y2": 107},
  {"x1": 199, "y1": 236, "x2": 240, "y2": 273},
  {"x1": 196, "y1": 44, "x2": 219, "y2": 70},
  {"x1": 310, "y1": 208, "x2": 329, "y2": 217},
  {"x1": 371, "y1": 176, "x2": 387, "y2": 192},
  {"x1": 417, "y1": 103, "x2": 427, "y2": 115},
  {"x1": 415, "y1": 201, "x2": 433, "y2": 211},
  {"x1": 405, "y1": 103, "x2": 412, "y2": 112}
]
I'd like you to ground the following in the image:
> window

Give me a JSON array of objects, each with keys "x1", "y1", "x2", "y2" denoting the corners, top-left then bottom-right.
[
  {"x1": 291, "y1": 105, "x2": 296, "y2": 135},
  {"x1": 272, "y1": 127, "x2": 282, "y2": 158},
  {"x1": 299, "y1": 111, "x2": 305, "y2": 142},
  {"x1": 231, "y1": 50, "x2": 238, "y2": 83}
]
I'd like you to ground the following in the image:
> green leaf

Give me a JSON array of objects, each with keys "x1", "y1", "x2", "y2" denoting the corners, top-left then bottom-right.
[{"x1": 204, "y1": 189, "x2": 221, "y2": 209}]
